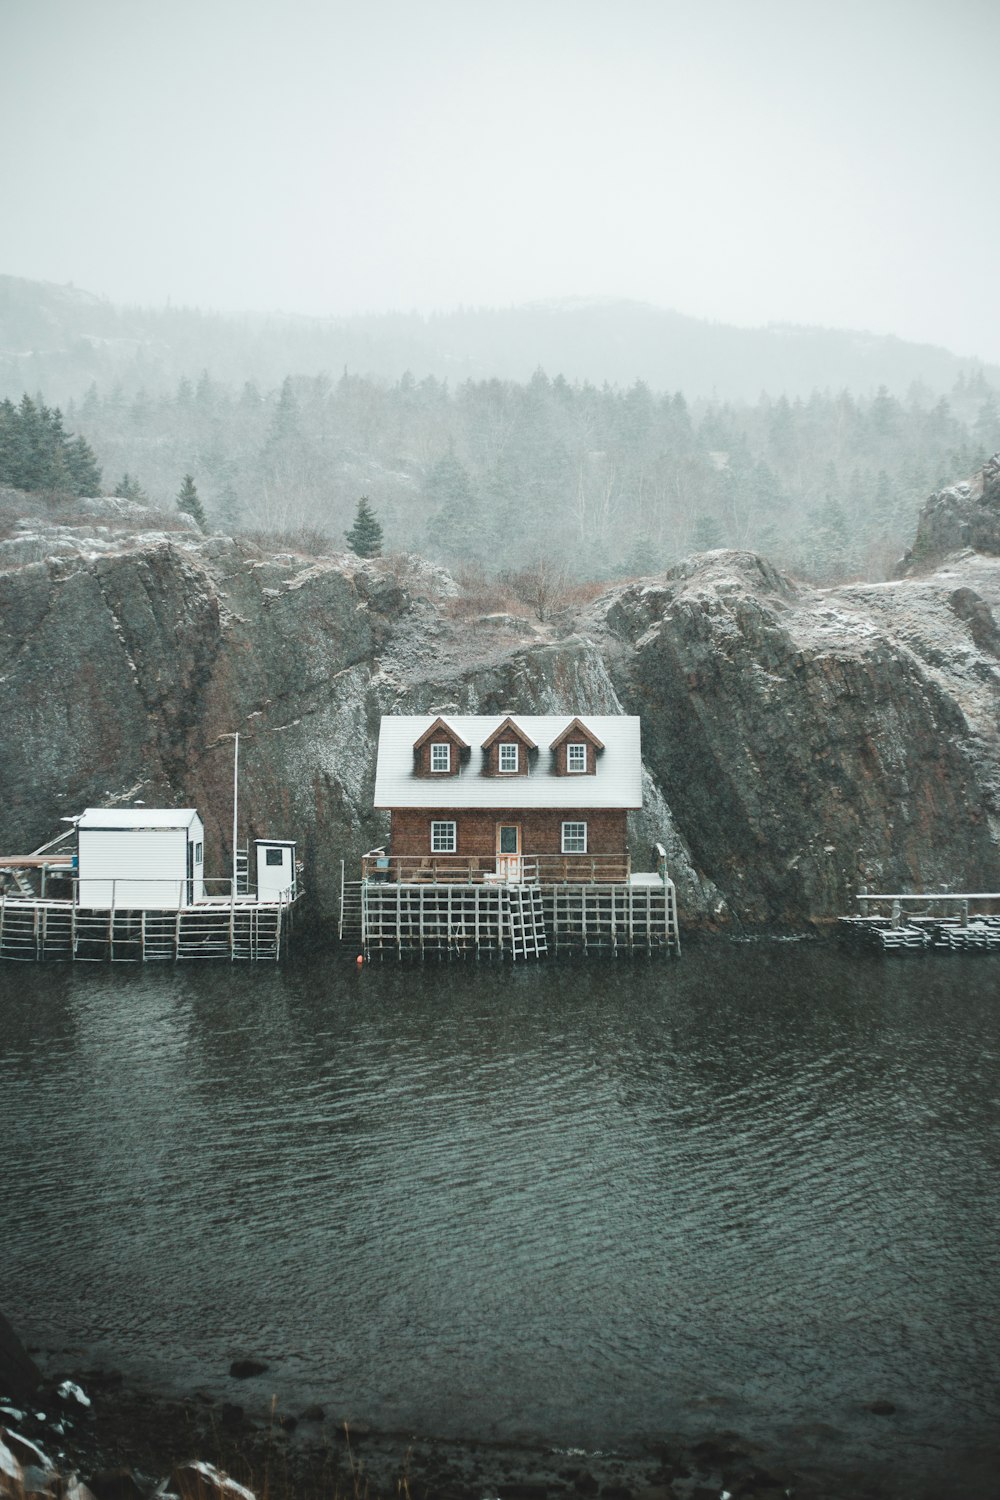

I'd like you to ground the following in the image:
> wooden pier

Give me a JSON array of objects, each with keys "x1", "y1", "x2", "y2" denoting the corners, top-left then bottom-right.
[
  {"x1": 0, "y1": 891, "x2": 295, "y2": 962},
  {"x1": 340, "y1": 846, "x2": 680, "y2": 961},
  {"x1": 0, "y1": 809, "x2": 300, "y2": 963},
  {"x1": 841, "y1": 889, "x2": 1000, "y2": 952}
]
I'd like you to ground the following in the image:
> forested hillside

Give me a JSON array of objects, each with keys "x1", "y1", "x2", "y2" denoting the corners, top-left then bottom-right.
[
  {"x1": 3, "y1": 275, "x2": 999, "y2": 582},
  {"x1": 3, "y1": 276, "x2": 997, "y2": 402},
  {"x1": 60, "y1": 366, "x2": 999, "y2": 581}
]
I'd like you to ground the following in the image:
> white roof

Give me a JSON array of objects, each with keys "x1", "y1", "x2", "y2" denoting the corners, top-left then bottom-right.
[
  {"x1": 77, "y1": 807, "x2": 202, "y2": 830},
  {"x1": 373, "y1": 715, "x2": 642, "y2": 809}
]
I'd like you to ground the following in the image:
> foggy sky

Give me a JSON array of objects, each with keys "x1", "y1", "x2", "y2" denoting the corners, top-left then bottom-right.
[{"x1": 3, "y1": 0, "x2": 999, "y2": 361}]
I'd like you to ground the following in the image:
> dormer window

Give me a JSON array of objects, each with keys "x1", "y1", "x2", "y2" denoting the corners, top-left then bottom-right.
[
  {"x1": 550, "y1": 717, "x2": 605, "y2": 776},
  {"x1": 481, "y1": 716, "x2": 535, "y2": 777},
  {"x1": 413, "y1": 716, "x2": 468, "y2": 777}
]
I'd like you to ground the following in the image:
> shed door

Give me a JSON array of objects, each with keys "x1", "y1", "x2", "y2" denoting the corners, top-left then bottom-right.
[{"x1": 496, "y1": 823, "x2": 521, "y2": 881}]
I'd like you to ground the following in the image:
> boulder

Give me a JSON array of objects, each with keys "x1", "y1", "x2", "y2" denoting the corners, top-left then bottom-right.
[
  {"x1": 171, "y1": 1462, "x2": 256, "y2": 1500},
  {"x1": 86, "y1": 1469, "x2": 146, "y2": 1500}
]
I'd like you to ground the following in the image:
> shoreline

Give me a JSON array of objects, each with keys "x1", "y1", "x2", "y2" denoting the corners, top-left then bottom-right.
[{"x1": 3, "y1": 1332, "x2": 997, "y2": 1500}]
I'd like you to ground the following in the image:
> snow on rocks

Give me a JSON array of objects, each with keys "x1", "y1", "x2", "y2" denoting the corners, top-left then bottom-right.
[
  {"x1": 56, "y1": 1384, "x2": 91, "y2": 1410},
  {"x1": 170, "y1": 1462, "x2": 256, "y2": 1500}
]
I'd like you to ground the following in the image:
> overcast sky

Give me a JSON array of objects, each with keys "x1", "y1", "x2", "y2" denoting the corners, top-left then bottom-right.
[{"x1": 3, "y1": 0, "x2": 998, "y2": 360}]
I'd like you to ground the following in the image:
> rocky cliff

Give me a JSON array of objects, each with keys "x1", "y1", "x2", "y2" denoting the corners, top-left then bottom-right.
[
  {"x1": 3, "y1": 472, "x2": 1000, "y2": 931},
  {"x1": 898, "y1": 451, "x2": 1000, "y2": 573}
]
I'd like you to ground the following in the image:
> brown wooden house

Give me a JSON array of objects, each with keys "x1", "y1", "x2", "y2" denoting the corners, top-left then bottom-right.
[{"x1": 370, "y1": 713, "x2": 642, "y2": 882}]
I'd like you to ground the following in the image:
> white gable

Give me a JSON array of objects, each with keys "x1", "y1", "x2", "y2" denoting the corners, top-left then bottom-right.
[{"x1": 373, "y1": 715, "x2": 642, "y2": 809}]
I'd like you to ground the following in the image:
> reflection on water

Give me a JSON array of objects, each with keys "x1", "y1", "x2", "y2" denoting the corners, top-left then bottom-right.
[{"x1": 1, "y1": 944, "x2": 998, "y2": 1478}]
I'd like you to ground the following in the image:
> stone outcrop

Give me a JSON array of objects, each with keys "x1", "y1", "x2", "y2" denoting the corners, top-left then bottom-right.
[
  {"x1": 3, "y1": 494, "x2": 1000, "y2": 930},
  {"x1": 897, "y1": 451, "x2": 1000, "y2": 573},
  {"x1": 590, "y1": 549, "x2": 1000, "y2": 924}
]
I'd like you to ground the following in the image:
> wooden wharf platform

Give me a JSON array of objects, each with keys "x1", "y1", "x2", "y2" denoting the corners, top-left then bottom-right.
[
  {"x1": 841, "y1": 889, "x2": 1000, "y2": 953},
  {"x1": 341, "y1": 847, "x2": 680, "y2": 962},
  {"x1": 0, "y1": 892, "x2": 294, "y2": 962}
]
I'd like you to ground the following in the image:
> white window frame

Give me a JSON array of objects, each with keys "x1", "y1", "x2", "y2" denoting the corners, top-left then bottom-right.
[
  {"x1": 566, "y1": 742, "x2": 587, "y2": 773},
  {"x1": 561, "y1": 821, "x2": 587, "y2": 854},
  {"x1": 430, "y1": 742, "x2": 451, "y2": 773},
  {"x1": 498, "y1": 742, "x2": 519, "y2": 773},
  {"x1": 431, "y1": 821, "x2": 457, "y2": 853}
]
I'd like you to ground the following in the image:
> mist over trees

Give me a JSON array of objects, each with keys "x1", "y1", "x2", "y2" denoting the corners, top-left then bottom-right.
[
  {"x1": 48, "y1": 364, "x2": 1000, "y2": 583},
  {"x1": 3, "y1": 276, "x2": 999, "y2": 584}
]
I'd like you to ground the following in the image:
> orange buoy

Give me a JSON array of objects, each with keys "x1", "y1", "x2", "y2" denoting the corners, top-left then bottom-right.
[{"x1": 356, "y1": 954, "x2": 364, "y2": 965}]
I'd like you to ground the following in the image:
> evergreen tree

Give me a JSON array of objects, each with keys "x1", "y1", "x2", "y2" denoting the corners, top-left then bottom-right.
[
  {"x1": 424, "y1": 445, "x2": 480, "y2": 557},
  {"x1": 0, "y1": 393, "x2": 101, "y2": 495},
  {"x1": 177, "y1": 473, "x2": 208, "y2": 530},
  {"x1": 345, "y1": 495, "x2": 383, "y2": 557},
  {"x1": 114, "y1": 473, "x2": 149, "y2": 502},
  {"x1": 64, "y1": 434, "x2": 102, "y2": 495}
]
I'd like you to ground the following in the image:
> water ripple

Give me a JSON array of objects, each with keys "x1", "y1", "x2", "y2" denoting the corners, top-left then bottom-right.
[{"x1": 1, "y1": 946, "x2": 998, "y2": 1475}]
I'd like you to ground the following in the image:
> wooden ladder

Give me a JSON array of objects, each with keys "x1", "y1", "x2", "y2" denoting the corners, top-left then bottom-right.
[{"x1": 504, "y1": 884, "x2": 548, "y2": 961}]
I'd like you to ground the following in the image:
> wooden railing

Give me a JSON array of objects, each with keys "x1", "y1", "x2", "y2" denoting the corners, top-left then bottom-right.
[
  {"x1": 361, "y1": 851, "x2": 632, "y2": 884},
  {"x1": 0, "y1": 874, "x2": 298, "y2": 908},
  {"x1": 854, "y1": 889, "x2": 1000, "y2": 927}
]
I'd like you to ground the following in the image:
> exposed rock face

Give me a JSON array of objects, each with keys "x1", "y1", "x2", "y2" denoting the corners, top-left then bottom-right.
[
  {"x1": 898, "y1": 451, "x2": 1000, "y2": 573},
  {"x1": 3, "y1": 501, "x2": 1000, "y2": 930},
  {"x1": 590, "y1": 550, "x2": 1000, "y2": 925}
]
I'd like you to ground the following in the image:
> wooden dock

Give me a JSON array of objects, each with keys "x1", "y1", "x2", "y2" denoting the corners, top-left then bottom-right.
[
  {"x1": 841, "y1": 889, "x2": 1000, "y2": 953},
  {"x1": 340, "y1": 847, "x2": 680, "y2": 961},
  {"x1": 0, "y1": 893, "x2": 294, "y2": 962}
]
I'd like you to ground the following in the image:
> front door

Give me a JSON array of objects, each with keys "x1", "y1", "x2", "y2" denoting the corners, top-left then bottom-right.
[{"x1": 496, "y1": 823, "x2": 522, "y2": 881}]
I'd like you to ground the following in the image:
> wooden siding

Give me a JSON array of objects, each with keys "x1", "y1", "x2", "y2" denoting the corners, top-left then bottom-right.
[
  {"x1": 389, "y1": 807, "x2": 627, "y2": 858},
  {"x1": 552, "y1": 740, "x2": 598, "y2": 776},
  {"x1": 77, "y1": 824, "x2": 205, "y2": 909},
  {"x1": 413, "y1": 730, "x2": 464, "y2": 777}
]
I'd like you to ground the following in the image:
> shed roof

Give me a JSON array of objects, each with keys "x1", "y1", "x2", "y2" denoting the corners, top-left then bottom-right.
[
  {"x1": 374, "y1": 715, "x2": 642, "y2": 809},
  {"x1": 77, "y1": 808, "x2": 202, "y2": 830}
]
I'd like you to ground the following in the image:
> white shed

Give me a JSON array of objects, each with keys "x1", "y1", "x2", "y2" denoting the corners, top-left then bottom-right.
[
  {"x1": 255, "y1": 839, "x2": 297, "y2": 903},
  {"x1": 76, "y1": 808, "x2": 205, "y2": 909}
]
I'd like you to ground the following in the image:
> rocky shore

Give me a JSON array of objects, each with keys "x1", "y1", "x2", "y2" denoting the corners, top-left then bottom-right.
[
  {"x1": 3, "y1": 456, "x2": 1000, "y2": 932},
  {"x1": 3, "y1": 1313, "x2": 997, "y2": 1500}
]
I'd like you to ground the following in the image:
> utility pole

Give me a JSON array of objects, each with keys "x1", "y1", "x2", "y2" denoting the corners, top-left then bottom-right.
[{"x1": 232, "y1": 732, "x2": 239, "y2": 895}]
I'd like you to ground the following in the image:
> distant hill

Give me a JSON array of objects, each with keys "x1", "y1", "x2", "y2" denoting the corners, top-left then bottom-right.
[{"x1": 1, "y1": 275, "x2": 996, "y2": 404}]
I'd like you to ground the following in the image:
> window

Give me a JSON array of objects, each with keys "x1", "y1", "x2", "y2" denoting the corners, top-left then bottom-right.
[
  {"x1": 499, "y1": 742, "x2": 519, "y2": 773},
  {"x1": 194, "y1": 841, "x2": 203, "y2": 863},
  {"x1": 265, "y1": 847, "x2": 284, "y2": 867},
  {"x1": 566, "y1": 742, "x2": 587, "y2": 773},
  {"x1": 562, "y1": 822, "x2": 587, "y2": 854},
  {"x1": 431, "y1": 821, "x2": 457, "y2": 853},
  {"x1": 430, "y1": 742, "x2": 451, "y2": 773}
]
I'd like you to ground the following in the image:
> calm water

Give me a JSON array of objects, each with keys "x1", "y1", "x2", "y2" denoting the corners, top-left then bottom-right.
[{"x1": 1, "y1": 944, "x2": 998, "y2": 1481}]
